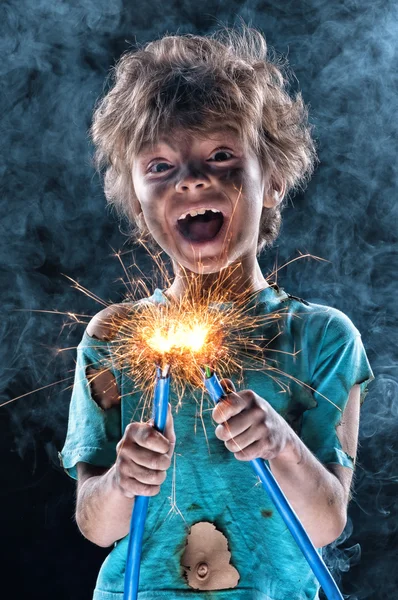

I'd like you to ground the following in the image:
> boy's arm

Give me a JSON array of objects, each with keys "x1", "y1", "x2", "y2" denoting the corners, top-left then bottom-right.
[
  {"x1": 75, "y1": 310, "x2": 136, "y2": 547},
  {"x1": 213, "y1": 382, "x2": 361, "y2": 549},
  {"x1": 73, "y1": 306, "x2": 175, "y2": 548},
  {"x1": 76, "y1": 462, "x2": 135, "y2": 547},
  {"x1": 75, "y1": 417, "x2": 175, "y2": 548},
  {"x1": 268, "y1": 383, "x2": 360, "y2": 548}
]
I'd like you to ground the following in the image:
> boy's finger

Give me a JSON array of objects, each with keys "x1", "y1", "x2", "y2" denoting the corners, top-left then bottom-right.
[
  {"x1": 219, "y1": 378, "x2": 236, "y2": 394},
  {"x1": 212, "y1": 392, "x2": 246, "y2": 424},
  {"x1": 127, "y1": 422, "x2": 170, "y2": 453}
]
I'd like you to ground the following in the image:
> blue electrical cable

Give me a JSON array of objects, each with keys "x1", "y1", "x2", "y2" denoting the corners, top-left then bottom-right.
[
  {"x1": 124, "y1": 367, "x2": 170, "y2": 600},
  {"x1": 204, "y1": 371, "x2": 343, "y2": 600}
]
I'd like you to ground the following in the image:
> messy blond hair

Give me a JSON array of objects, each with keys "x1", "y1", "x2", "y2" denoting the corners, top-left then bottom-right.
[{"x1": 90, "y1": 24, "x2": 317, "y2": 252}]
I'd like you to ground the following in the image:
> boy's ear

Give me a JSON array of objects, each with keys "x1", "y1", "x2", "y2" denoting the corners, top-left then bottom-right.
[
  {"x1": 130, "y1": 191, "x2": 146, "y2": 232},
  {"x1": 263, "y1": 178, "x2": 286, "y2": 209},
  {"x1": 136, "y1": 210, "x2": 147, "y2": 232}
]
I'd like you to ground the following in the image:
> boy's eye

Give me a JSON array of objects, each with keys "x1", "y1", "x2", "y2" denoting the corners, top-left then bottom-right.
[
  {"x1": 210, "y1": 150, "x2": 233, "y2": 162},
  {"x1": 149, "y1": 162, "x2": 171, "y2": 174}
]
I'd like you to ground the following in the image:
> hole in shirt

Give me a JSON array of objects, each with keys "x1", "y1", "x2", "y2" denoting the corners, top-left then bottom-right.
[
  {"x1": 181, "y1": 521, "x2": 240, "y2": 590},
  {"x1": 86, "y1": 367, "x2": 120, "y2": 410}
]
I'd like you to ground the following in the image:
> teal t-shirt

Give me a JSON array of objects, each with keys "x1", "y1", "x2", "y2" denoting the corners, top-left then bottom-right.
[{"x1": 59, "y1": 284, "x2": 374, "y2": 600}]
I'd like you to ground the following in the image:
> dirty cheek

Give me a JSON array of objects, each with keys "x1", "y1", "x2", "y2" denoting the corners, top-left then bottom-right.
[
  {"x1": 221, "y1": 167, "x2": 262, "y2": 246},
  {"x1": 221, "y1": 166, "x2": 261, "y2": 210},
  {"x1": 140, "y1": 179, "x2": 174, "y2": 244},
  {"x1": 218, "y1": 166, "x2": 244, "y2": 191}
]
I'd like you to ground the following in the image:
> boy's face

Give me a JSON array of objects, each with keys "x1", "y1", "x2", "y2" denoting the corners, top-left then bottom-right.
[{"x1": 132, "y1": 127, "x2": 280, "y2": 274}]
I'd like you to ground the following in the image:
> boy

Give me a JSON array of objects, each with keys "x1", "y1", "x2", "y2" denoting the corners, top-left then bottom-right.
[{"x1": 60, "y1": 27, "x2": 374, "y2": 599}]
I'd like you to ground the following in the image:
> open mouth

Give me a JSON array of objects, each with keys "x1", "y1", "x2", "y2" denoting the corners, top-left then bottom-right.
[{"x1": 176, "y1": 209, "x2": 224, "y2": 243}]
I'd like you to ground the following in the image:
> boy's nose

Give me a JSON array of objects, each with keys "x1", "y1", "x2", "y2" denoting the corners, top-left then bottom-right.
[{"x1": 175, "y1": 170, "x2": 211, "y2": 193}]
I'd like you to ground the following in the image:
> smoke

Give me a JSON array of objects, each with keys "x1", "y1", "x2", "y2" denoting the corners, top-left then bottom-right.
[{"x1": 1, "y1": 1, "x2": 397, "y2": 598}]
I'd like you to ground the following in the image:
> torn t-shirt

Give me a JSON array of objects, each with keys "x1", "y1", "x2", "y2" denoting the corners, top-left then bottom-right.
[{"x1": 59, "y1": 284, "x2": 374, "y2": 600}]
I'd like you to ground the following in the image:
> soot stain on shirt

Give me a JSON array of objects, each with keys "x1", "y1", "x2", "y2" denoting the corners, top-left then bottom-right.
[{"x1": 187, "y1": 503, "x2": 202, "y2": 511}]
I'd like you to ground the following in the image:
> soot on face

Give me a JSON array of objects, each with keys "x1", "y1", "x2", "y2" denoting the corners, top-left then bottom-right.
[{"x1": 177, "y1": 210, "x2": 224, "y2": 242}]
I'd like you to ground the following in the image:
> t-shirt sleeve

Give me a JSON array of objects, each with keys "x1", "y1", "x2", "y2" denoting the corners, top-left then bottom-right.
[
  {"x1": 58, "y1": 330, "x2": 122, "y2": 480},
  {"x1": 300, "y1": 309, "x2": 374, "y2": 470}
]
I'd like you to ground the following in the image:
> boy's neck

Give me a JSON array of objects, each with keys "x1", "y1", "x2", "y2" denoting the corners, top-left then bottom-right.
[{"x1": 165, "y1": 256, "x2": 269, "y2": 302}]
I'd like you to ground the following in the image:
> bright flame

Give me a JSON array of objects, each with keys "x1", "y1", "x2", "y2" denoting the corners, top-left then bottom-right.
[{"x1": 147, "y1": 322, "x2": 209, "y2": 354}]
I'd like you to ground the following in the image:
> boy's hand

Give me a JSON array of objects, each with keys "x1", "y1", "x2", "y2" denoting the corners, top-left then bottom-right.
[
  {"x1": 113, "y1": 403, "x2": 175, "y2": 498},
  {"x1": 212, "y1": 380, "x2": 292, "y2": 461}
]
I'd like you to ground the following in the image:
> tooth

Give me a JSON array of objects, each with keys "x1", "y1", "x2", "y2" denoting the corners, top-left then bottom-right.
[
  {"x1": 211, "y1": 208, "x2": 220, "y2": 213},
  {"x1": 177, "y1": 213, "x2": 187, "y2": 220},
  {"x1": 197, "y1": 209, "x2": 206, "y2": 215},
  {"x1": 189, "y1": 210, "x2": 198, "y2": 217}
]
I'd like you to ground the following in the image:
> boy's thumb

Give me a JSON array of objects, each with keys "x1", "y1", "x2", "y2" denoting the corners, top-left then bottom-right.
[{"x1": 219, "y1": 378, "x2": 236, "y2": 395}]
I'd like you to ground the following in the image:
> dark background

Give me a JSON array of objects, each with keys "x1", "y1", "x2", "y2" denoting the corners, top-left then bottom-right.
[{"x1": 1, "y1": 1, "x2": 397, "y2": 598}]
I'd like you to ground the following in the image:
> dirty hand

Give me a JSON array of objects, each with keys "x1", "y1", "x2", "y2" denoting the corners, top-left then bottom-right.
[
  {"x1": 113, "y1": 403, "x2": 175, "y2": 498},
  {"x1": 212, "y1": 380, "x2": 292, "y2": 461}
]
